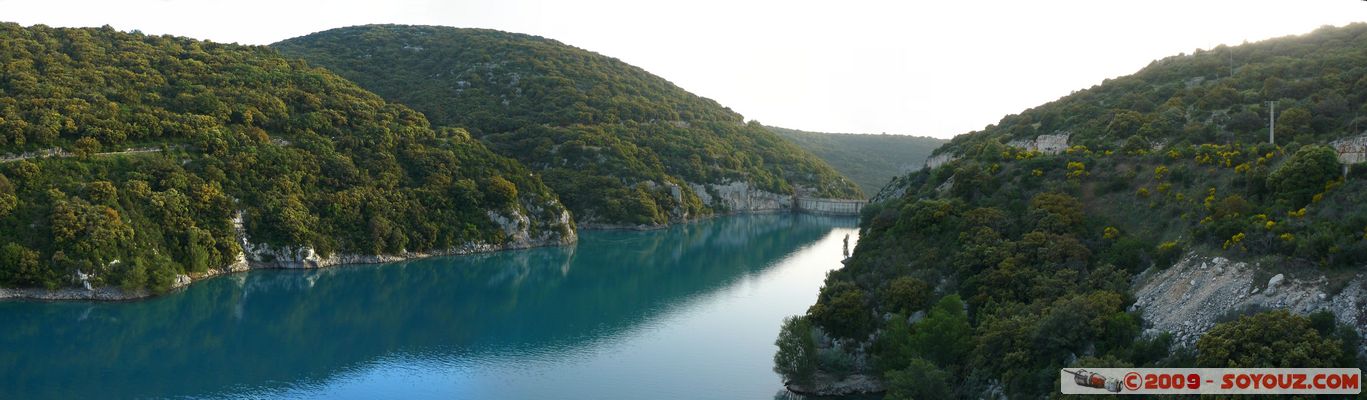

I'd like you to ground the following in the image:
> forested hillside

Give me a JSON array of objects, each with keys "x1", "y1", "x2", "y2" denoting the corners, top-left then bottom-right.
[
  {"x1": 778, "y1": 24, "x2": 1367, "y2": 398},
  {"x1": 768, "y1": 126, "x2": 944, "y2": 195},
  {"x1": 0, "y1": 24, "x2": 572, "y2": 292},
  {"x1": 273, "y1": 25, "x2": 861, "y2": 227}
]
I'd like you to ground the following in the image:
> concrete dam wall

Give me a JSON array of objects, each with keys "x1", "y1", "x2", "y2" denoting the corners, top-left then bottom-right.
[{"x1": 794, "y1": 197, "x2": 865, "y2": 216}]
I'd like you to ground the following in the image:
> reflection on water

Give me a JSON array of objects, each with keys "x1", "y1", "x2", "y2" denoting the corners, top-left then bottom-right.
[{"x1": 0, "y1": 214, "x2": 858, "y2": 399}]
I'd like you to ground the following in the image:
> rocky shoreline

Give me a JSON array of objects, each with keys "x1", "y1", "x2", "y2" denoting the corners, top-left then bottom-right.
[
  {"x1": 0, "y1": 207, "x2": 578, "y2": 302},
  {"x1": 0, "y1": 186, "x2": 857, "y2": 302},
  {"x1": 0, "y1": 235, "x2": 573, "y2": 302},
  {"x1": 784, "y1": 373, "x2": 885, "y2": 396},
  {"x1": 576, "y1": 222, "x2": 672, "y2": 231}
]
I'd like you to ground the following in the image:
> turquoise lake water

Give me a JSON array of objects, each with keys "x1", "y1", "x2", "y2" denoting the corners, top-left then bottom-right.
[{"x1": 0, "y1": 214, "x2": 860, "y2": 399}]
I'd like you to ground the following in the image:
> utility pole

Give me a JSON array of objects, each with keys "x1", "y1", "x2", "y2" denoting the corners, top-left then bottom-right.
[{"x1": 1268, "y1": 101, "x2": 1276, "y2": 144}]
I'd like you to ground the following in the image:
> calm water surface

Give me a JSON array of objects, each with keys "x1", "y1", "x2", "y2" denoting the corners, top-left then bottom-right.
[{"x1": 0, "y1": 214, "x2": 859, "y2": 399}]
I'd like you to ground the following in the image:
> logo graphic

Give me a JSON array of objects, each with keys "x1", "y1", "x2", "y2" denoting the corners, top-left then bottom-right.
[
  {"x1": 1063, "y1": 369, "x2": 1123, "y2": 393},
  {"x1": 1060, "y1": 368, "x2": 1362, "y2": 395}
]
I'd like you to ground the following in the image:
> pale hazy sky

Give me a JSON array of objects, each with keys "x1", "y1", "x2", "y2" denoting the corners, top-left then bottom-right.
[{"x1": 3, "y1": 0, "x2": 1364, "y2": 138}]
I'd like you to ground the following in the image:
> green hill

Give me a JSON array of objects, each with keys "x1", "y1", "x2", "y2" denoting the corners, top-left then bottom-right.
[
  {"x1": 0, "y1": 23, "x2": 572, "y2": 293},
  {"x1": 778, "y1": 24, "x2": 1367, "y2": 397},
  {"x1": 273, "y1": 25, "x2": 861, "y2": 227},
  {"x1": 768, "y1": 126, "x2": 945, "y2": 195}
]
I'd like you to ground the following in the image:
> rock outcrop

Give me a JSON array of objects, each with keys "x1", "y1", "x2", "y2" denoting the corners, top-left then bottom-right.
[
  {"x1": 688, "y1": 181, "x2": 792, "y2": 214},
  {"x1": 241, "y1": 209, "x2": 573, "y2": 269},
  {"x1": 1131, "y1": 253, "x2": 1366, "y2": 352},
  {"x1": 923, "y1": 153, "x2": 958, "y2": 170},
  {"x1": 1007, "y1": 132, "x2": 1071, "y2": 155}
]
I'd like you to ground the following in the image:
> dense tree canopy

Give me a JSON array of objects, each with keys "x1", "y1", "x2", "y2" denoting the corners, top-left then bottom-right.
[
  {"x1": 0, "y1": 24, "x2": 571, "y2": 291},
  {"x1": 274, "y1": 25, "x2": 861, "y2": 226}
]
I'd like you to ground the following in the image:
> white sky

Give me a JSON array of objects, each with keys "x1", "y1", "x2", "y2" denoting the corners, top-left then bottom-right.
[{"x1": 2, "y1": 0, "x2": 1364, "y2": 138}]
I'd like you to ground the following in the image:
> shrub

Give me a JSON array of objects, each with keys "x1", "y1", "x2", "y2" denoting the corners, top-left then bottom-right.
[
  {"x1": 1127, "y1": 332, "x2": 1175, "y2": 367},
  {"x1": 817, "y1": 347, "x2": 855, "y2": 378},
  {"x1": 907, "y1": 295, "x2": 973, "y2": 367},
  {"x1": 0, "y1": 243, "x2": 44, "y2": 287},
  {"x1": 881, "y1": 276, "x2": 932, "y2": 315},
  {"x1": 1103, "y1": 227, "x2": 1121, "y2": 240},
  {"x1": 1267, "y1": 145, "x2": 1339, "y2": 207},
  {"x1": 1196, "y1": 310, "x2": 1344, "y2": 367},
  {"x1": 808, "y1": 281, "x2": 874, "y2": 339},
  {"x1": 876, "y1": 313, "x2": 915, "y2": 373},
  {"x1": 1154, "y1": 241, "x2": 1182, "y2": 266},
  {"x1": 73, "y1": 137, "x2": 101, "y2": 159},
  {"x1": 483, "y1": 176, "x2": 519, "y2": 207},
  {"x1": 1029, "y1": 192, "x2": 1083, "y2": 232},
  {"x1": 773, "y1": 315, "x2": 818, "y2": 385},
  {"x1": 884, "y1": 358, "x2": 951, "y2": 400}
]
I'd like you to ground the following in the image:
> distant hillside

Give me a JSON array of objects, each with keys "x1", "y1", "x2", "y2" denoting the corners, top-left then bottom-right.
[
  {"x1": 768, "y1": 127, "x2": 945, "y2": 195},
  {"x1": 778, "y1": 23, "x2": 1367, "y2": 398},
  {"x1": 273, "y1": 25, "x2": 861, "y2": 227},
  {"x1": 0, "y1": 24, "x2": 571, "y2": 293}
]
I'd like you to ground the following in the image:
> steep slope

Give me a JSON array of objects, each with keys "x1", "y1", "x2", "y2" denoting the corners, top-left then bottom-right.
[
  {"x1": 273, "y1": 25, "x2": 861, "y2": 227},
  {"x1": 0, "y1": 24, "x2": 572, "y2": 296},
  {"x1": 778, "y1": 24, "x2": 1367, "y2": 397},
  {"x1": 927, "y1": 23, "x2": 1367, "y2": 161},
  {"x1": 768, "y1": 126, "x2": 945, "y2": 195}
]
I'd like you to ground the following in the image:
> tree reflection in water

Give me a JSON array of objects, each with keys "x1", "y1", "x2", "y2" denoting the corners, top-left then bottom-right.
[{"x1": 0, "y1": 214, "x2": 856, "y2": 399}]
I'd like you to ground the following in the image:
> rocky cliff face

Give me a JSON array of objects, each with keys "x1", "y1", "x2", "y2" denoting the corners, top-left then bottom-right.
[
  {"x1": 1006, "y1": 132, "x2": 1071, "y2": 155},
  {"x1": 578, "y1": 180, "x2": 795, "y2": 231},
  {"x1": 923, "y1": 153, "x2": 958, "y2": 170},
  {"x1": 688, "y1": 181, "x2": 792, "y2": 214},
  {"x1": 1132, "y1": 253, "x2": 1366, "y2": 352}
]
